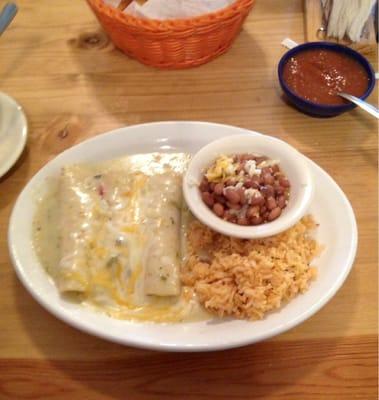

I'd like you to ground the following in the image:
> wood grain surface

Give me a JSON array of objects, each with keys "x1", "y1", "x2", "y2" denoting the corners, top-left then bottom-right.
[{"x1": 0, "y1": 1, "x2": 377, "y2": 399}]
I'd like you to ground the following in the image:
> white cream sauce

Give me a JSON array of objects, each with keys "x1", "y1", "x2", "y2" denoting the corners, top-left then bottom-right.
[{"x1": 32, "y1": 153, "x2": 210, "y2": 323}]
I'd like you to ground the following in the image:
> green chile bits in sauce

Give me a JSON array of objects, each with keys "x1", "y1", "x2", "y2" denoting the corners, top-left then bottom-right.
[{"x1": 283, "y1": 49, "x2": 370, "y2": 106}]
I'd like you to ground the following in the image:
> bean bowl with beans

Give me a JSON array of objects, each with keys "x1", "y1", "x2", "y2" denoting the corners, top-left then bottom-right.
[{"x1": 199, "y1": 154, "x2": 290, "y2": 226}]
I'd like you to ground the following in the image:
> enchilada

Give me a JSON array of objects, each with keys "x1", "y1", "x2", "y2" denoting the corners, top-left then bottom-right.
[{"x1": 32, "y1": 153, "x2": 207, "y2": 322}]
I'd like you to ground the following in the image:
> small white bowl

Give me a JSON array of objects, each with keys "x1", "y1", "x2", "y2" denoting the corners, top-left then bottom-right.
[{"x1": 183, "y1": 134, "x2": 313, "y2": 239}]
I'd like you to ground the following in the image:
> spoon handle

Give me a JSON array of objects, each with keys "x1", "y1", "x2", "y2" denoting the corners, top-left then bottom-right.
[
  {"x1": 0, "y1": 3, "x2": 18, "y2": 36},
  {"x1": 339, "y1": 92, "x2": 379, "y2": 119}
]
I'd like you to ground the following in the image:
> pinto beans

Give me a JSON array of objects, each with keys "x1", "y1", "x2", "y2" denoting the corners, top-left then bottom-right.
[
  {"x1": 202, "y1": 192, "x2": 214, "y2": 207},
  {"x1": 200, "y1": 154, "x2": 291, "y2": 226},
  {"x1": 267, "y1": 207, "x2": 282, "y2": 221},
  {"x1": 224, "y1": 189, "x2": 240, "y2": 204},
  {"x1": 213, "y1": 203, "x2": 225, "y2": 217},
  {"x1": 214, "y1": 183, "x2": 224, "y2": 196},
  {"x1": 266, "y1": 197, "x2": 277, "y2": 211}
]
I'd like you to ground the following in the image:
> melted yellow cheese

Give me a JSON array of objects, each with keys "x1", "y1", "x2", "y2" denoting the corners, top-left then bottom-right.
[
  {"x1": 205, "y1": 154, "x2": 235, "y2": 182},
  {"x1": 60, "y1": 270, "x2": 89, "y2": 290},
  {"x1": 33, "y1": 153, "x2": 211, "y2": 323},
  {"x1": 127, "y1": 263, "x2": 142, "y2": 295}
]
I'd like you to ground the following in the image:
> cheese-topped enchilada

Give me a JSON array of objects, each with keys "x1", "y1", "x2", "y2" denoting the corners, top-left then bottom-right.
[{"x1": 33, "y1": 153, "x2": 209, "y2": 322}]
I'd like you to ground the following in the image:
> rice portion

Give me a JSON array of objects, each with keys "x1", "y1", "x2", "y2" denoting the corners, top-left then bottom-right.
[{"x1": 181, "y1": 216, "x2": 320, "y2": 320}]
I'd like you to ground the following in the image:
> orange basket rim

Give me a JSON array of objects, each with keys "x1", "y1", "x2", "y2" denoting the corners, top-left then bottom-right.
[{"x1": 87, "y1": 0, "x2": 255, "y2": 31}]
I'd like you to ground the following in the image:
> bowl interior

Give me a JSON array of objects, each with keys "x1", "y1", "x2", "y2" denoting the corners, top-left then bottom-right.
[
  {"x1": 278, "y1": 41, "x2": 376, "y2": 112},
  {"x1": 184, "y1": 133, "x2": 314, "y2": 239}
]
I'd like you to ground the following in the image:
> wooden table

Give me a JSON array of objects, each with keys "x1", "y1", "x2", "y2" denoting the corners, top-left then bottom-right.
[{"x1": 0, "y1": 1, "x2": 377, "y2": 399}]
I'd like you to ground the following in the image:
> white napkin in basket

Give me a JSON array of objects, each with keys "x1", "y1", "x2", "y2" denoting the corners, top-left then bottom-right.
[{"x1": 103, "y1": 0, "x2": 237, "y2": 20}]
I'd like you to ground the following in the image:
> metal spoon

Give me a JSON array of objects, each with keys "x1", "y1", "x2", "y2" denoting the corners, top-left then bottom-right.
[
  {"x1": 0, "y1": 3, "x2": 18, "y2": 36},
  {"x1": 338, "y1": 92, "x2": 379, "y2": 119}
]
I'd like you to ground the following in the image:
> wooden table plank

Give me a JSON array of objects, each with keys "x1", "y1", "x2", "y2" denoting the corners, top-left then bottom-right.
[
  {"x1": 0, "y1": 336, "x2": 377, "y2": 400},
  {"x1": 0, "y1": 0, "x2": 377, "y2": 399}
]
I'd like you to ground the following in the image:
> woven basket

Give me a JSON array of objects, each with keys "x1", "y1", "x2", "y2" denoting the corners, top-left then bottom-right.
[{"x1": 86, "y1": 0, "x2": 256, "y2": 69}]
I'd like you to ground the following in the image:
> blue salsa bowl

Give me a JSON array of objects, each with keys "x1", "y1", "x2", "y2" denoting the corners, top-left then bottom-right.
[{"x1": 278, "y1": 41, "x2": 376, "y2": 117}]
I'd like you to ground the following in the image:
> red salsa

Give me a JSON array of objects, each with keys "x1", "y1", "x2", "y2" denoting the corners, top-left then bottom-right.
[{"x1": 283, "y1": 49, "x2": 370, "y2": 106}]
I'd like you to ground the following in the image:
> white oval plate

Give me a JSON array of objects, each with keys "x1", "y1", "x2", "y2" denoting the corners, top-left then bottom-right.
[
  {"x1": 0, "y1": 92, "x2": 28, "y2": 178},
  {"x1": 8, "y1": 122, "x2": 357, "y2": 352}
]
